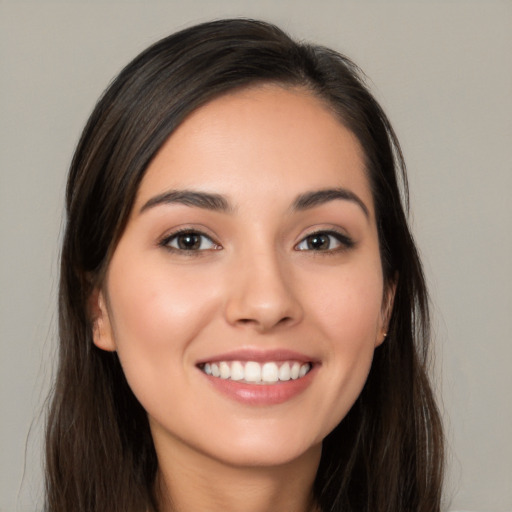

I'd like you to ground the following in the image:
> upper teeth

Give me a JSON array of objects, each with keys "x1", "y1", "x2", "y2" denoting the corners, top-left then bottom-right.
[{"x1": 201, "y1": 361, "x2": 311, "y2": 384}]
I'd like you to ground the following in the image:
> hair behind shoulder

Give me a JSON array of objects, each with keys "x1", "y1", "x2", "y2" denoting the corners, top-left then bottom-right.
[{"x1": 45, "y1": 18, "x2": 443, "y2": 512}]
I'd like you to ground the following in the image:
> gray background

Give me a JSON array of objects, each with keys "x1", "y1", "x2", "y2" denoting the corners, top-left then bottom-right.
[{"x1": 1, "y1": 1, "x2": 511, "y2": 511}]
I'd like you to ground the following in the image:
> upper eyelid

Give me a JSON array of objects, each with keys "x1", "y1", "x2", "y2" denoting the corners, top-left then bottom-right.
[
  {"x1": 296, "y1": 229, "x2": 354, "y2": 246},
  {"x1": 160, "y1": 225, "x2": 219, "y2": 241},
  {"x1": 295, "y1": 225, "x2": 353, "y2": 242},
  {"x1": 159, "y1": 227, "x2": 221, "y2": 250}
]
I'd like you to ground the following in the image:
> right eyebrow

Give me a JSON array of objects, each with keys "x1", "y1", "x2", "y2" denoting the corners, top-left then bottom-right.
[{"x1": 139, "y1": 189, "x2": 233, "y2": 215}]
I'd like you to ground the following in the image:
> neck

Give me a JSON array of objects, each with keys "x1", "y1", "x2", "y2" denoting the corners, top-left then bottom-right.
[{"x1": 154, "y1": 439, "x2": 321, "y2": 512}]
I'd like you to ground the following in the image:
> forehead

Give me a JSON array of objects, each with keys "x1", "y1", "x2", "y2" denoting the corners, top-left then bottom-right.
[{"x1": 134, "y1": 84, "x2": 373, "y2": 216}]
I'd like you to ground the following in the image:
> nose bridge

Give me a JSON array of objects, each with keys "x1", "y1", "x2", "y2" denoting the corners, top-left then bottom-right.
[{"x1": 224, "y1": 239, "x2": 303, "y2": 331}]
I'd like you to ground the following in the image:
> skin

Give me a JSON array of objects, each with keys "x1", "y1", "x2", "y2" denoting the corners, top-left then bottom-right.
[{"x1": 92, "y1": 85, "x2": 393, "y2": 512}]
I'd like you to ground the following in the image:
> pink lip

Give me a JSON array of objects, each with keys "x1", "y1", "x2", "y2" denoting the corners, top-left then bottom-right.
[
  {"x1": 196, "y1": 348, "x2": 320, "y2": 405},
  {"x1": 196, "y1": 354, "x2": 318, "y2": 406},
  {"x1": 195, "y1": 348, "x2": 318, "y2": 365},
  {"x1": 201, "y1": 366, "x2": 317, "y2": 405}
]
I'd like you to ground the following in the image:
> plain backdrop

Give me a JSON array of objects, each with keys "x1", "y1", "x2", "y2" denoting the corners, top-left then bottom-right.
[{"x1": 1, "y1": 1, "x2": 511, "y2": 511}]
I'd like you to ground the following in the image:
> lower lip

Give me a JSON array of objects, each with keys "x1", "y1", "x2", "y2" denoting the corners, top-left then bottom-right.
[{"x1": 200, "y1": 366, "x2": 317, "y2": 405}]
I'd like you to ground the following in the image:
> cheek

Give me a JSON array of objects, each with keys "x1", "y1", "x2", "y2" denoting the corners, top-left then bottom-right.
[
  {"x1": 301, "y1": 264, "x2": 383, "y2": 429},
  {"x1": 104, "y1": 254, "x2": 223, "y2": 398},
  {"x1": 307, "y1": 263, "x2": 384, "y2": 344},
  {"x1": 108, "y1": 253, "x2": 220, "y2": 343}
]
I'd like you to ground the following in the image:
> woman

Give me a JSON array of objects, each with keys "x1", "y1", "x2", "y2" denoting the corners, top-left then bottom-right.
[{"x1": 45, "y1": 18, "x2": 444, "y2": 512}]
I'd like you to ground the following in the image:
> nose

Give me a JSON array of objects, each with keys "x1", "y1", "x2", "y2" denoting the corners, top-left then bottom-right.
[{"x1": 224, "y1": 249, "x2": 304, "y2": 332}]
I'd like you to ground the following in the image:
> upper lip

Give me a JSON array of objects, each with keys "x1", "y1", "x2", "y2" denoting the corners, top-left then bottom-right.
[{"x1": 195, "y1": 348, "x2": 319, "y2": 366}]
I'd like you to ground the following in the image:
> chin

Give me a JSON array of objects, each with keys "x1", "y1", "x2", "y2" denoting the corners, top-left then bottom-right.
[
  {"x1": 204, "y1": 437, "x2": 322, "y2": 470},
  {"x1": 193, "y1": 418, "x2": 327, "y2": 470}
]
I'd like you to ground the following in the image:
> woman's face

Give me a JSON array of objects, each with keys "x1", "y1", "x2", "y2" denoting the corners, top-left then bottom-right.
[{"x1": 93, "y1": 85, "x2": 392, "y2": 469}]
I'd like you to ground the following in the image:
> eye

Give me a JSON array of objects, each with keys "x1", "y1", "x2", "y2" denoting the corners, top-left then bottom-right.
[
  {"x1": 295, "y1": 230, "x2": 354, "y2": 252},
  {"x1": 161, "y1": 230, "x2": 220, "y2": 252}
]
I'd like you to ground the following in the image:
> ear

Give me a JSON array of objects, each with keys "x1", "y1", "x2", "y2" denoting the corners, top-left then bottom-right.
[
  {"x1": 376, "y1": 276, "x2": 397, "y2": 347},
  {"x1": 89, "y1": 287, "x2": 116, "y2": 352}
]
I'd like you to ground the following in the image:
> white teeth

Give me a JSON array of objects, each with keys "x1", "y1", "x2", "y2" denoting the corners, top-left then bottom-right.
[
  {"x1": 278, "y1": 362, "x2": 291, "y2": 381},
  {"x1": 290, "y1": 362, "x2": 300, "y2": 379},
  {"x1": 219, "y1": 361, "x2": 230, "y2": 379},
  {"x1": 298, "y1": 364, "x2": 309, "y2": 378},
  {"x1": 244, "y1": 361, "x2": 261, "y2": 382},
  {"x1": 261, "y1": 362, "x2": 279, "y2": 383},
  {"x1": 231, "y1": 361, "x2": 244, "y2": 381},
  {"x1": 200, "y1": 360, "x2": 311, "y2": 384}
]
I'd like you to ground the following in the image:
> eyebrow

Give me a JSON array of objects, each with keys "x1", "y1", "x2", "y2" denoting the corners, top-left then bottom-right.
[
  {"x1": 139, "y1": 190, "x2": 232, "y2": 214},
  {"x1": 139, "y1": 187, "x2": 369, "y2": 218},
  {"x1": 292, "y1": 188, "x2": 369, "y2": 218}
]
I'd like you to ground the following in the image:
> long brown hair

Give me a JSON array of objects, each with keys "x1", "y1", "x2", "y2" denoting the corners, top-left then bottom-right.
[{"x1": 45, "y1": 18, "x2": 443, "y2": 512}]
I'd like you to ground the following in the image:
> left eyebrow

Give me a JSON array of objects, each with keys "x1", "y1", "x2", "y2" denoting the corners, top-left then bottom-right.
[{"x1": 292, "y1": 188, "x2": 370, "y2": 218}]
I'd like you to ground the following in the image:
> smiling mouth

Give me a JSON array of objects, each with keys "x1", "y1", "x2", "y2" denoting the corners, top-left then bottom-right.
[{"x1": 198, "y1": 360, "x2": 312, "y2": 385}]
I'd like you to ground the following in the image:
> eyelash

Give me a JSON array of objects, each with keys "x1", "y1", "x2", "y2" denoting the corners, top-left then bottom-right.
[
  {"x1": 159, "y1": 228, "x2": 355, "y2": 255},
  {"x1": 159, "y1": 228, "x2": 221, "y2": 255},
  {"x1": 295, "y1": 229, "x2": 355, "y2": 253}
]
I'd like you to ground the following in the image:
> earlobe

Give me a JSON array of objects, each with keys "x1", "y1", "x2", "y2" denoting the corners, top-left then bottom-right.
[
  {"x1": 89, "y1": 288, "x2": 116, "y2": 352},
  {"x1": 375, "y1": 331, "x2": 387, "y2": 348}
]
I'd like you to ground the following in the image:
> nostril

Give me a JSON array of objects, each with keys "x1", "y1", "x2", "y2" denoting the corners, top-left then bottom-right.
[
  {"x1": 225, "y1": 283, "x2": 304, "y2": 331},
  {"x1": 235, "y1": 315, "x2": 294, "y2": 330}
]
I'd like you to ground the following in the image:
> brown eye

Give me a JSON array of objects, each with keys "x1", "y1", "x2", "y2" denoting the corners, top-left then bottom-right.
[
  {"x1": 305, "y1": 233, "x2": 330, "y2": 250},
  {"x1": 163, "y1": 231, "x2": 219, "y2": 251},
  {"x1": 176, "y1": 233, "x2": 201, "y2": 250},
  {"x1": 295, "y1": 231, "x2": 354, "y2": 252}
]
